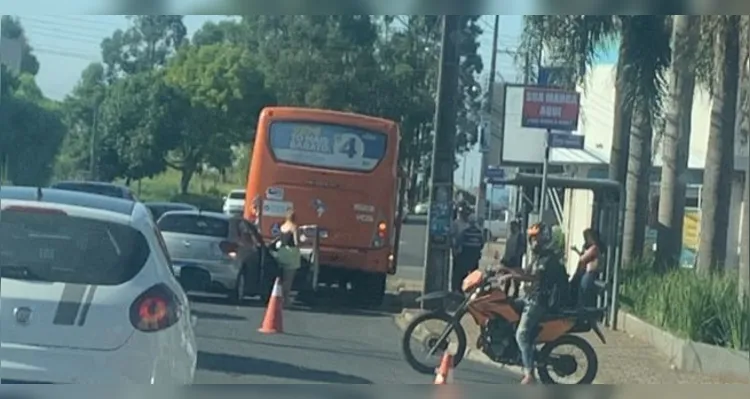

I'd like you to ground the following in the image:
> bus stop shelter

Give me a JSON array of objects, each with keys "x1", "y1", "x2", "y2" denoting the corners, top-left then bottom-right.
[{"x1": 496, "y1": 172, "x2": 624, "y2": 329}]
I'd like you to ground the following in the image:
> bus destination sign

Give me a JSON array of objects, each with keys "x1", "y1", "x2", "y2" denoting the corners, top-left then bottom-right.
[{"x1": 269, "y1": 122, "x2": 387, "y2": 172}]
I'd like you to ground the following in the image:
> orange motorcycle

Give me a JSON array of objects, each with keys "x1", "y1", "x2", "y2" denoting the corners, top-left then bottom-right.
[{"x1": 401, "y1": 269, "x2": 607, "y2": 384}]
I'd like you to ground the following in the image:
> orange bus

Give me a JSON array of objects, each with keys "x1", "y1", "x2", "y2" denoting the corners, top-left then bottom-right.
[{"x1": 244, "y1": 107, "x2": 404, "y2": 306}]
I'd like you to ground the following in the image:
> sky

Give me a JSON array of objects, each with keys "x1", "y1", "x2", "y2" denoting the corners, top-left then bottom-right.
[{"x1": 17, "y1": 14, "x2": 616, "y2": 203}]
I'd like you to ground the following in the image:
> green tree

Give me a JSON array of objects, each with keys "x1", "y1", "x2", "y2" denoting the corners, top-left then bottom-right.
[
  {"x1": 192, "y1": 20, "x2": 248, "y2": 46},
  {"x1": 1, "y1": 16, "x2": 40, "y2": 75},
  {"x1": 57, "y1": 62, "x2": 108, "y2": 180},
  {"x1": 738, "y1": 16, "x2": 750, "y2": 302},
  {"x1": 520, "y1": 16, "x2": 671, "y2": 266},
  {"x1": 96, "y1": 71, "x2": 182, "y2": 183},
  {"x1": 656, "y1": 16, "x2": 700, "y2": 269},
  {"x1": 101, "y1": 15, "x2": 187, "y2": 81},
  {"x1": 696, "y1": 16, "x2": 742, "y2": 274},
  {"x1": 1, "y1": 18, "x2": 65, "y2": 185},
  {"x1": 163, "y1": 43, "x2": 274, "y2": 193}
]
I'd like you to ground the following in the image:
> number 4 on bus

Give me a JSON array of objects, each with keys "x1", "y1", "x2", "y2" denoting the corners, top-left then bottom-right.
[{"x1": 339, "y1": 137, "x2": 357, "y2": 158}]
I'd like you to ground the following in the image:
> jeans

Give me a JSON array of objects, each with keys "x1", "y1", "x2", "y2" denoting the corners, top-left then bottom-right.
[
  {"x1": 579, "y1": 270, "x2": 599, "y2": 308},
  {"x1": 514, "y1": 297, "x2": 546, "y2": 373}
]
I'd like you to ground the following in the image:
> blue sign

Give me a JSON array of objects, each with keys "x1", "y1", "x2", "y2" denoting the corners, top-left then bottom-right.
[
  {"x1": 270, "y1": 222, "x2": 281, "y2": 237},
  {"x1": 269, "y1": 122, "x2": 387, "y2": 172},
  {"x1": 549, "y1": 132, "x2": 585, "y2": 149},
  {"x1": 485, "y1": 166, "x2": 505, "y2": 179},
  {"x1": 538, "y1": 66, "x2": 568, "y2": 87}
]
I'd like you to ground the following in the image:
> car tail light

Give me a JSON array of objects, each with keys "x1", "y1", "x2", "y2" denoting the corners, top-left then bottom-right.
[
  {"x1": 129, "y1": 284, "x2": 181, "y2": 333},
  {"x1": 219, "y1": 240, "x2": 239, "y2": 259},
  {"x1": 4, "y1": 206, "x2": 67, "y2": 215}
]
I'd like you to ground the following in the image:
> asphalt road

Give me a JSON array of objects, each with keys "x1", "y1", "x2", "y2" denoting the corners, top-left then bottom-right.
[
  {"x1": 394, "y1": 216, "x2": 428, "y2": 282},
  {"x1": 190, "y1": 293, "x2": 518, "y2": 384}
]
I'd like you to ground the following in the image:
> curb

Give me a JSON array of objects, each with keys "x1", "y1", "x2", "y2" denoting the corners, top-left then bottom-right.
[
  {"x1": 617, "y1": 310, "x2": 749, "y2": 382},
  {"x1": 393, "y1": 309, "x2": 525, "y2": 378}
]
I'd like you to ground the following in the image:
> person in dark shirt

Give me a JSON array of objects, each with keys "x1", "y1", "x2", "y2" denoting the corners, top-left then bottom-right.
[
  {"x1": 496, "y1": 222, "x2": 569, "y2": 385},
  {"x1": 452, "y1": 214, "x2": 484, "y2": 292},
  {"x1": 500, "y1": 220, "x2": 526, "y2": 298}
]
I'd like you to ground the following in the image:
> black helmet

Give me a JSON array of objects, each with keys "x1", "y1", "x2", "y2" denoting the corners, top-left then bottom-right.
[
  {"x1": 456, "y1": 201, "x2": 470, "y2": 215},
  {"x1": 527, "y1": 222, "x2": 553, "y2": 253}
]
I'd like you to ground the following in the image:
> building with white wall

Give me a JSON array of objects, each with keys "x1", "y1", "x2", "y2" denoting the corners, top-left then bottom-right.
[{"x1": 560, "y1": 64, "x2": 748, "y2": 271}]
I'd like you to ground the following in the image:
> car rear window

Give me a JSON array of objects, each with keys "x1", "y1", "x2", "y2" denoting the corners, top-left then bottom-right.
[
  {"x1": 53, "y1": 183, "x2": 125, "y2": 199},
  {"x1": 157, "y1": 214, "x2": 229, "y2": 238},
  {"x1": 228, "y1": 191, "x2": 245, "y2": 199},
  {"x1": 0, "y1": 209, "x2": 150, "y2": 285}
]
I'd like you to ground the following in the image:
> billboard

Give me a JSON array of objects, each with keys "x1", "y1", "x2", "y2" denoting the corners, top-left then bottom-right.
[{"x1": 521, "y1": 87, "x2": 581, "y2": 131}]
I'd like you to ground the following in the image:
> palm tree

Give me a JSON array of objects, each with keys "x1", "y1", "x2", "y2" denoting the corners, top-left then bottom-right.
[
  {"x1": 737, "y1": 16, "x2": 750, "y2": 302},
  {"x1": 696, "y1": 16, "x2": 741, "y2": 275},
  {"x1": 620, "y1": 17, "x2": 672, "y2": 267},
  {"x1": 656, "y1": 16, "x2": 700, "y2": 270},
  {"x1": 520, "y1": 16, "x2": 671, "y2": 267}
]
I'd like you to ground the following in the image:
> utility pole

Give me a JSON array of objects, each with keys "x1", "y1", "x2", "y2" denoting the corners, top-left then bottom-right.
[
  {"x1": 475, "y1": 15, "x2": 500, "y2": 227},
  {"x1": 422, "y1": 15, "x2": 461, "y2": 309},
  {"x1": 89, "y1": 104, "x2": 99, "y2": 181}
]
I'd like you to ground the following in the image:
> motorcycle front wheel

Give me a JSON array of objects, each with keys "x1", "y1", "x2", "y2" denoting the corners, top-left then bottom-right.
[
  {"x1": 401, "y1": 311, "x2": 468, "y2": 375},
  {"x1": 537, "y1": 334, "x2": 599, "y2": 384}
]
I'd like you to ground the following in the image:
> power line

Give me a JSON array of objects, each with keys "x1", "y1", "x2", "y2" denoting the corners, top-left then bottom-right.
[
  {"x1": 21, "y1": 17, "x2": 114, "y2": 37},
  {"x1": 24, "y1": 28, "x2": 103, "y2": 47},
  {"x1": 33, "y1": 47, "x2": 100, "y2": 62},
  {"x1": 53, "y1": 15, "x2": 123, "y2": 30}
]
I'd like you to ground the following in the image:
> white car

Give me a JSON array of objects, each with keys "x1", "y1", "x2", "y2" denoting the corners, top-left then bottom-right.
[
  {"x1": 413, "y1": 202, "x2": 428, "y2": 215},
  {"x1": 222, "y1": 189, "x2": 246, "y2": 216},
  {"x1": 0, "y1": 187, "x2": 197, "y2": 384}
]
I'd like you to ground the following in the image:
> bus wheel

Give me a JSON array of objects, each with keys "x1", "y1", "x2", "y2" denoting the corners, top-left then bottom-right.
[{"x1": 353, "y1": 272, "x2": 386, "y2": 308}]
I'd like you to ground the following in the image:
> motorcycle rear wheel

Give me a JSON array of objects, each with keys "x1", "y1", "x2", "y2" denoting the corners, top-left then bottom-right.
[
  {"x1": 537, "y1": 334, "x2": 598, "y2": 384},
  {"x1": 401, "y1": 311, "x2": 468, "y2": 375}
]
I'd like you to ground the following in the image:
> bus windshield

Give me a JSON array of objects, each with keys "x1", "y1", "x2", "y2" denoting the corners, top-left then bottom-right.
[{"x1": 268, "y1": 121, "x2": 388, "y2": 172}]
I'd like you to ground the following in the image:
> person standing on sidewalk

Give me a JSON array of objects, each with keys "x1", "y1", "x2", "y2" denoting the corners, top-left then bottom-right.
[
  {"x1": 500, "y1": 220, "x2": 526, "y2": 298},
  {"x1": 449, "y1": 203, "x2": 472, "y2": 291},
  {"x1": 571, "y1": 228, "x2": 604, "y2": 308},
  {"x1": 452, "y1": 214, "x2": 485, "y2": 291}
]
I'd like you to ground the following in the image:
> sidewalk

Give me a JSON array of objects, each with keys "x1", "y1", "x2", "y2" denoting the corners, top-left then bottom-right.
[{"x1": 395, "y1": 308, "x2": 746, "y2": 384}]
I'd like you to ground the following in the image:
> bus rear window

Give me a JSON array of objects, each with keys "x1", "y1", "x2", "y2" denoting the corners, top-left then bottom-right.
[{"x1": 268, "y1": 121, "x2": 388, "y2": 172}]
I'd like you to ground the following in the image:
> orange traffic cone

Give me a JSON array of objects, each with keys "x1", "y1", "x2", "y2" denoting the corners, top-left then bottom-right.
[
  {"x1": 434, "y1": 353, "x2": 454, "y2": 384},
  {"x1": 258, "y1": 278, "x2": 284, "y2": 334}
]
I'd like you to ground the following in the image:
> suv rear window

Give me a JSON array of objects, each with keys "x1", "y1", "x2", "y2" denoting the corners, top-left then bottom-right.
[
  {"x1": 228, "y1": 191, "x2": 245, "y2": 199},
  {"x1": 157, "y1": 214, "x2": 229, "y2": 238},
  {"x1": 0, "y1": 209, "x2": 150, "y2": 285}
]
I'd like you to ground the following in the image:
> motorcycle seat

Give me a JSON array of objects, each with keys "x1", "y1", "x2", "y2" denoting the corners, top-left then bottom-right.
[{"x1": 540, "y1": 307, "x2": 605, "y2": 322}]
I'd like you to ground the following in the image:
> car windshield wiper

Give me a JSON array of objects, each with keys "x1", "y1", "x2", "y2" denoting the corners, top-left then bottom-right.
[{"x1": 0, "y1": 265, "x2": 51, "y2": 282}]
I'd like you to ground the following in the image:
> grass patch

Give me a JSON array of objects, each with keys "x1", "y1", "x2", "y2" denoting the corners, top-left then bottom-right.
[
  {"x1": 116, "y1": 168, "x2": 245, "y2": 203},
  {"x1": 620, "y1": 259, "x2": 749, "y2": 351},
  {"x1": 112, "y1": 168, "x2": 245, "y2": 212}
]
